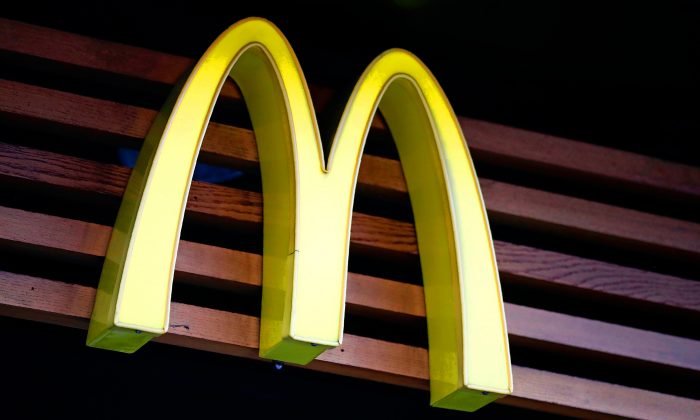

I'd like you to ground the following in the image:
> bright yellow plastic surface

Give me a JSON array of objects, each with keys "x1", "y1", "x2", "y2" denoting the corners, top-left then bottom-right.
[{"x1": 87, "y1": 17, "x2": 512, "y2": 411}]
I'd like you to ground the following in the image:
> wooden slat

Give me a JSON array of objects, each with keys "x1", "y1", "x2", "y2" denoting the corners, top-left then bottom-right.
[
  {"x1": 2, "y1": 205, "x2": 699, "y2": 374},
  {"x1": 493, "y1": 240, "x2": 700, "y2": 313},
  {"x1": 0, "y1": 270, "x2": 698, "y2": 419},
  {"x1": 2, "y1": 140, "x2": 700, "y2": 314},
  {"x1": 460, "y1": 117, "x2": 700, "y2": 202},
  {"x1": 2, "y1": 83, "x2": 700, "y2": 260},
  {"x1": 2, "y1": 17, "x2": 698, "y2": 203},
  {"x1": 480, "y1": 178, "x2": 700, "y2": 260}
]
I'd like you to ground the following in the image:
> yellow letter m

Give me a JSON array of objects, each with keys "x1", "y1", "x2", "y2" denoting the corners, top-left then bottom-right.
[{"x1": 87, "y1": 18, "x2": 512, "y2": 411}]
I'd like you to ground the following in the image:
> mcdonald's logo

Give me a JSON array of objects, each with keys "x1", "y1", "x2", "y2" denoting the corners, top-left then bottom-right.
[{"x1": 86, "y1": 17, "x2": 512, "y2": 411}]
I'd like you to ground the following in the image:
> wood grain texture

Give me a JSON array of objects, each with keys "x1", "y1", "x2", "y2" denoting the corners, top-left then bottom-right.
[
  {"x1": 2, "y1": 205, "x2": 699, "y2": 374},
  {"x1": 0, "y1": 270, "x2": 698, "y2": 419},
  {"x1": 2, "y1": 81, "x2": 699, "y2": 260},
  {"x1": 2, "y1": 17, "x2": 698, "y2": 203},
  {"x1": 0, "y1": 17, "x2": 242, "y2": 100},
  {"x1": 460, "y1": 117, "x2": 700, "y2": 202},
  {"x1": 479, "y1": 178, "x2": 700, "y2": 260},
  {"x1": 2, "y1": 141, "x2": 699, "y2": 314},
  {"x1": 493, "y1": 240, "x2": 700, "y2": 312}
]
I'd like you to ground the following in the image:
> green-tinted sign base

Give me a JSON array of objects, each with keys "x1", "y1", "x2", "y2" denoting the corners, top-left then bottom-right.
[
  {"x1": 260, "y1": 337, "x2": 331, "y2": 365},
  {"x1": 87, "y1": 326, "x2": 158, "y2": 354},
  {"x1": 432, "y1": 388, "x2": 504, "y2": 412}
]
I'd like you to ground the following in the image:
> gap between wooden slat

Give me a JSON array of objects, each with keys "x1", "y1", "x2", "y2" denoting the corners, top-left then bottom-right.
[
  {"x1": 1, "y1": 205, "x2": 698, "y2": 374},
  {"x1": 2, "y1": 140, "x2": 700, "y2": 313},
  {"x1": 1, "y1": 17, "x2": 698, "y2": 203},
  {"x1": 0, "y1": 270, "x2": 698, "y2": 419},
  {"x1": 1, "y1": 81, "x2": 699, "y2": 260}
]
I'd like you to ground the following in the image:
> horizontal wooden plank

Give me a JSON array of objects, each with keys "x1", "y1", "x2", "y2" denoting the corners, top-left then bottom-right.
[
  {"x1": 2, "y1": 205, "x2": 699, "y2": 374},
  {"x1": 493, "y1": 240, "x2": 700, "y2": 313},
  {"x1": 2, "y1": 140, "x2": 700, "y2": 315},
  {"x1": 2, "y1": 17, "x2": 698, "y2": 203},
  {"x1": 0, "y1": 270, "x2": 698, "y2": 419},
  {"x1": 2, "y1": 81, "x2": 699, "y2": 260},
  {"x1": 460, "y1": 117, "x2": 700, "y2": 202}
]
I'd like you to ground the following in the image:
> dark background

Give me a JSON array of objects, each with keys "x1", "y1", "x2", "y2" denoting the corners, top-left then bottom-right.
[
  {"x1": 1, "y1": 1, "x2": 697, "y2": 418},
  {"x1": 2, "y1": 317, "x2": 559, "y2": 419}
]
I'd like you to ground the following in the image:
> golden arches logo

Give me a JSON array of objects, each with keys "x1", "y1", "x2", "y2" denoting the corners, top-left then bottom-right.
[{"x1": 87, "y1": 17, "x2": 512, "y2": 411}]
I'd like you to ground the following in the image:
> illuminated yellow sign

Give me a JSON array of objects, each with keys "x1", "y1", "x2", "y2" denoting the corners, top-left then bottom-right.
[{"x1": 87, "y1": 17, "x2": 512, "y2": 411}]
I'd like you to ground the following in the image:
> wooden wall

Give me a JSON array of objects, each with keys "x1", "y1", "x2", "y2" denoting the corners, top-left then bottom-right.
[{"x1": 0, "y1": 18, "x2": 699, "y2": 419}]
